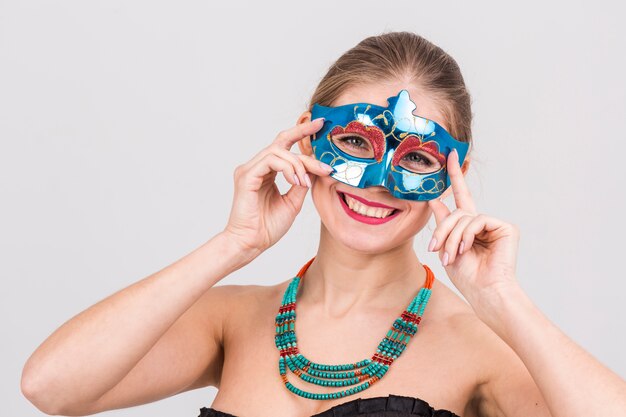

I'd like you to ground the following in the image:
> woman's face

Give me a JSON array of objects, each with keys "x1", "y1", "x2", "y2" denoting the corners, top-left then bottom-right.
[{"x1": 299, "y1": 82, "x2": 460, "y2": 254}]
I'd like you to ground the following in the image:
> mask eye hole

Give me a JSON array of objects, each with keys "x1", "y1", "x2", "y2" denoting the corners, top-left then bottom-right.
[
  {"x1": 330, "y1": 134, "x2": 375, "y2": 159},
  {"x1": 397, "y1": 151, "x2": 441, "y2": 174},
  {"x1": 393, "y1": 135, "x2": 446, "y2": 174}
]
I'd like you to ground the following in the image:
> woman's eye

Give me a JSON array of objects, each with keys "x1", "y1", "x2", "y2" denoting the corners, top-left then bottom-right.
[
  {"x1": 398, "y1": 152, "x2": 441, "y2": 174},
  {"x1": 339, "y1": 136, "x2": 367, "y2": 148},
  {"x1": 402, "y1": 152, "x2": 432, "y2": 165},
  {"x1": 330, "y1": 135, "x2": 375, "y2": 159}
]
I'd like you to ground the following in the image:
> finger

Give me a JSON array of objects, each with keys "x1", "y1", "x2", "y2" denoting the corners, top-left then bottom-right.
[
  {"x1": 442, "y1": 214, "x2": 475, "y2": 265},
  {"x1": 269, "y1": 149, "x2": 333, "y2": 188},
  {"x1": 282, "y1": 181, "x2": 309, "y2": 214},
  {"x1": 447, "y1": 149, "x2": 476, "y2": 213},
  {"x1": 242, "y1": 118, "x2": 326, "y2": 171},
  {"x1": 274, "y1": 117, "x2": 326, "y2": 150},
  {"x1": 426, "y1": 198, "x2": 450, "y2": 252},
  {"x1": 461, "y1": 214, "x2": 508, "y2": 253},
  {"x1": 428, "y1": 198, "x2": 451, "y2": 227},
  {"x1": 296, "y1": 153, "x2": 335, "y2": 177},
  {"x1": 245, "y1": 153, "x2": 302, "y2": 191},
  {"x1": 429, "y1": 208, "x2": 474, "y2": 252},
  {"x1": 272, "y1": 148, "x2": 310, "y2": 188},
  {"x1": 241, "y1": 144, "x2": 273, "y2": 172},
  {"x1": 245, "y1": 144, "x2": 306, "y2": 185}
]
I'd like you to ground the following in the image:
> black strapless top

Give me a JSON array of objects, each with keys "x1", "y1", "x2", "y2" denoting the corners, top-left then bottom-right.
[{"x1": 198, "y1": 394, "x2": 460, "y2": 417}]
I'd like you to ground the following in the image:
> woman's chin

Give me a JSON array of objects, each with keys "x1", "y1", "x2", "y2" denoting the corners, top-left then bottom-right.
[{"x1": 325, "y1": 223, "x2": 406, "y2": 254}]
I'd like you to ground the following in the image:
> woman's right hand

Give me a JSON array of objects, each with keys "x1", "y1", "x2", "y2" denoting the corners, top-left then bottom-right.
[{"x1": 222, "y1": 117, "x2": 333, "y2": 260}]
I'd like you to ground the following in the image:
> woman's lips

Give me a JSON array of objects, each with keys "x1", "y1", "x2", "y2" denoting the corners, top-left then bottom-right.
[
  {"x1": 340, "y1": 191, "x2": 398, "y2": 209},
  {"x1": 337, "y1": 191, "x2": 401, "y2": 225}
]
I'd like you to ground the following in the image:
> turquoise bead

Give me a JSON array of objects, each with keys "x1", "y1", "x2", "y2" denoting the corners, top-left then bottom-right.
[{"x1": 276, "y1": 266, "x2": 433, "y2": 401}]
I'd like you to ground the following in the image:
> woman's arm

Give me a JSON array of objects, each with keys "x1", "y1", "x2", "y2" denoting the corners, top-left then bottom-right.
[
  {"x1": 426, "y1": 149, "x2": 626, "y2": 417},
  {"x1": 20, "y1": 231, "x2": 253, "y2": 415},
  {"x1": 475, "y1": 282, "x2": 626, "y2": 417},
  {"x1": 21, "y1": 118, "x2": 330, "y2": 415}
]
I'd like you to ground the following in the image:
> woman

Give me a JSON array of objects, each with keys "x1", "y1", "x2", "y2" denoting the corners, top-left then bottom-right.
[{"x1": 21, "y1": 32, "x2": 626, "y2": 417}]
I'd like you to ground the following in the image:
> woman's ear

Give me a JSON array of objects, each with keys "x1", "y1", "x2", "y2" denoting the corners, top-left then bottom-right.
[{"x1": 296, "y1": 111, "x2": 314, "y2": 156}]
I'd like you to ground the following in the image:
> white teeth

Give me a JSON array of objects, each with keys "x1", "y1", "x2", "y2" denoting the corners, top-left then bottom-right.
[{"x1": 343, "y1": 194, "x2": 395, "y2": 218}]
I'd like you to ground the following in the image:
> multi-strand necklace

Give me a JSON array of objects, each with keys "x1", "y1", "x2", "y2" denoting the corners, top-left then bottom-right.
[{"x1": 274, "y1": 256, "x2": 435, "y2": 401}]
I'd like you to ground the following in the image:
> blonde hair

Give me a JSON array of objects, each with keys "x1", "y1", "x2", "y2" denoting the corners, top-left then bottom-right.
[{"x1": 308, "y1": 31, "x2": 473, "y2": 150}]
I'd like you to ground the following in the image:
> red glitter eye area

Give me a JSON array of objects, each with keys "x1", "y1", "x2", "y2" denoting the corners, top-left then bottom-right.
[
  {"x1": 392, "y1": 135, "x2": 445, "y2": 174},
  {"x1": 330, "y1": 121, "x2": 386, "y2": 161}
]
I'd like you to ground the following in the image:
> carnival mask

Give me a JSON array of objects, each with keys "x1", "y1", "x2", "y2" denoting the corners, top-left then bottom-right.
[{"x1": 310, "y1": 89, "x2": 470, "y2": 201}]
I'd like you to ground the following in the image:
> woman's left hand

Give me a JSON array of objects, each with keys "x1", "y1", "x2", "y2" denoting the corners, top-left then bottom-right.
[{"x1": 427, "y1": 148, "x2": 521, "y2": 308}]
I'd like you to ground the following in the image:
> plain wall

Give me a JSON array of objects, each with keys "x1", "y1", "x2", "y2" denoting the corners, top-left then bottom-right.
[{"x1": 2, "y1": 0, "x2": 624, "y2": 415}]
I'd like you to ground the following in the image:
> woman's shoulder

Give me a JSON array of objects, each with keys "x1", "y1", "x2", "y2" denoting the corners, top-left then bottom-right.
[
  {"x1": 428, "y1": 279, "x2": 503, "y2": 345},
  {"x1": 427, "y1": 279, "x2": 524, "y2": 383},
  {"x1": 210, "y1": 280, "x2": 288, "y2": 316},
  {"x1": 212, "y1": 280, "x2": 287, "y2": 299}
]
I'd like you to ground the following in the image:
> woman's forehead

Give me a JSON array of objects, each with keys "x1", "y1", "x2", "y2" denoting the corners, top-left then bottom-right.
[{"x1": 333, "y1": 83, "x2": 448, "y2": 130}]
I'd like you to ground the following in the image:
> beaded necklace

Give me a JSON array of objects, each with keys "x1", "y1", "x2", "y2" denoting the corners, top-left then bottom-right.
[{"x1": 274, "y1": 256, "x2": 435, "y2": 401}]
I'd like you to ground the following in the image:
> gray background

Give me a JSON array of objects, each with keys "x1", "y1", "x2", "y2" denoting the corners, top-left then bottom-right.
[{"x1": 2, "y1": 0, "x2": 625, "y2": 415}]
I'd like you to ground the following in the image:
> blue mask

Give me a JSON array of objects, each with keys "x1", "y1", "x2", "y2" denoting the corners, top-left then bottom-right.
[{"x1": 310, "y1": 89, "x2": 470, "y2": 201}]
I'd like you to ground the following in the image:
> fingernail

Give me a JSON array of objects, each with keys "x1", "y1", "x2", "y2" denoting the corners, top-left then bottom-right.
[
  {"x1": 312, "y1": 117, "x2": 325, "y2": 124},
  {"x1": 459, "y1": 241, "x2": 465, "y2": 255},
  {"x1": 428, "y1": 237, "x2": 437, "y2": 251},
  {"x1": 452, "y1": 148, "x2": 458, "y2": 156},
  {"x1": 293, "y1": 174, "x2": 301, "y2": 186},
  {"x1": 442, "y1": 252, "x2": 449, "y2": 266},
  {"x1": 318, "y1": 161, "x2": 334, "y2": 172},
  {"x1": 304, "y1": 174, "x2": 312, "y2": 188}
]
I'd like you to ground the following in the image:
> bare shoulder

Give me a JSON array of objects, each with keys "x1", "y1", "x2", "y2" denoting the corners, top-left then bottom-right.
[
  {"x1": 429, "y1": 279, "x2": 501, "y2": 337},
  {"x1": 206, "y1": 281, "x2": 287, "y2": 332},
  {"x1": 432, "y1": 279, "x2": 522, "y2": 364},
  {"x1": 208, "y1": 281, "x2": 285, "y2": 310},
  {"x1": 427, "y1": 281, "x2": 548, "y2": 416},
  {"x1": 427, "y1": 280, "x2": 507, "y2": 369}
]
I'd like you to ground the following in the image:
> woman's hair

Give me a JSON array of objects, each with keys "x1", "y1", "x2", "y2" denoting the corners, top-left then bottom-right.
[{"x1": 308, "y1": 31, "x2": 473, "y2": 150}]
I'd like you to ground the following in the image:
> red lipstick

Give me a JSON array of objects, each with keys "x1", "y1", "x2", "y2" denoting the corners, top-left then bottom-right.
[
  {"x1": 337, "y1": 191, "x2": 401, "y2": 225},
  {"x1": 341, "y1": 191, "x2": 398, "y2": 209}
]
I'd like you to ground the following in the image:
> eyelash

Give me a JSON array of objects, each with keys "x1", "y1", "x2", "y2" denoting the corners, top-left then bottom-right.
[
  {"x1": 401, "y1": 152, "x2": 433, "y2": 166},
  {"x1": 337, "y1": 135, "x2": 434, "y2": 166},
  {"x1": 337, "y1": 136, "x2": 369, "y2": 149}
]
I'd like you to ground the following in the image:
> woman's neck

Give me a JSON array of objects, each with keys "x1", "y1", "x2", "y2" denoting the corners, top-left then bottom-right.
[{"x1": 297, "y1": 224, "x2": 427, "y2": 319}]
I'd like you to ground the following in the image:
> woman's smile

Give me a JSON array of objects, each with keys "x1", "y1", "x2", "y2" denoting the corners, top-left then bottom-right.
[{"x1": 336, "y1": 190, "x2": 402, "y2": 225}]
